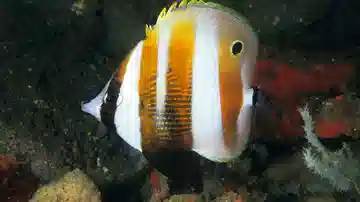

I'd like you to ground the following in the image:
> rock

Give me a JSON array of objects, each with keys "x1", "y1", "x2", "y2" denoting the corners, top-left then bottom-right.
[
  {"x1": 212, "y1": 191, "x2": 244, "y2": 202},
  {"x1": 0, "y1": 121, "x2": 70, "y2": 183},
  {"x1": 30, "y1": 168, "x2": 101, "y2": 202},
  {"x1": 265, "y1": 150, "x2": 339, "y2": 195},
  {"x1": 306, "y1": 196, "x2": 336, "y2": 202},
  {"x1": 0, "y1": 1, "x2": 149, "y2": 201}
]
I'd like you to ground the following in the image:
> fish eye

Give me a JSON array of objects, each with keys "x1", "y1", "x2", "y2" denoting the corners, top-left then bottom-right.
[{"x1": 230, "y1": 40, "x2": 244, "y2": 56}]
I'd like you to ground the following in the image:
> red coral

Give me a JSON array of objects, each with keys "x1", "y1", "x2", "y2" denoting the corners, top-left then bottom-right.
[
  {"x1": 0, "y1": 156, "x2": 39, "y2": 202},
  {"x1": 150, "y1": 170, "x2": 161, "y2": 193},
  {"x1": 316, "y1": 120, "x2": 347, "y2": 138},
  {"x1": 0, "y1": 156, "x2": 18, "y2": 184},
  {"x1": 253, "y1": 59, "x2": 355, "y2": 138},
  {"x1": 150, "y1": 171, "x2": 169, "y2": 200}
]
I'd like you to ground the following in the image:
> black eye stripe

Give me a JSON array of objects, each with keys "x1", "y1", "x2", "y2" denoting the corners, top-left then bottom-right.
[
  {"x1": 252, "y1": 86, "x2": 273, "y2": 111},
  {"x1": 100, "y1": 76, "x2": 122, "y2": 129},
  {"x1": 105, "y1": 93, "x2": 117, "y2": 102}
]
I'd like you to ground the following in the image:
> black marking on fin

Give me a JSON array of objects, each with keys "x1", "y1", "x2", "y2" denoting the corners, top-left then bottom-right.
[
  {"x1": 100, "y1": 74, "x2": 122, "y2": 130},
  {"x1": 143, "y1": 149, "x2": 203, "y2": 195}
]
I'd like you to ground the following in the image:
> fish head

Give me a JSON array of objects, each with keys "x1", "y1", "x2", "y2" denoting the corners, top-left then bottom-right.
[
  {"x1": 214, "y1": 6, "x2": 259, "y2": 89},
  {"x1": 212, "y1": 5, "x2": 259, "y2": 160}
]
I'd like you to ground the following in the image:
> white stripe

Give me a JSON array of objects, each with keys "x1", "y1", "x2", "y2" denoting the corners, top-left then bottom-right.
[
  {"x1": 243, "y1": 88, "x2": 254, "y2": 107},
  {"x1": 114, "y1": 41, "x2": 144, "y2": 152},
  {"x1": 156, "y1": 21, "x2": 172, "y2": 115},
  {"x1": 191, "y1": 12, "x2": 228, "y2": 162}
]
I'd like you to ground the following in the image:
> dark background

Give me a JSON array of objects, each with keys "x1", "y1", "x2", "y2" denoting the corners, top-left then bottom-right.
[{"x1": 0, "y1": 0, "x2": 360, "y2": 201}]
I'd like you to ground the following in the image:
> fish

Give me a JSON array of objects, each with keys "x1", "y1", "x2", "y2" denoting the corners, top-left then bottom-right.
[{"x1": 81, "y1": 0, "x2": 259, "y2": 197}]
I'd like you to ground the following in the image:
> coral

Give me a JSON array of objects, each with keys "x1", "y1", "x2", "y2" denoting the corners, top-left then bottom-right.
[
  {"x1": 150, "y1": 170, "x2": 170, "y2": 201},
  {"x1": 298, "y1": 105, "x2": 360, "y2": 193},
  {"x1": 315, "y1": 95, "x2": 360, "y2": 137},
  {"x1": 151, "y1": 191, "x2": 246, "y2": 202},
  {"x1": 212, "y1": 191, "x2": 245, "y2": 202},
  {"x1": 30, "y1": 168, "x2": 101, "y2": 202},
  {"x1": 0, "y1": 155, "x2": 39, "y2": 202},
  {"x1": 315, "y1": 120, "x2": 346, "y2": 139},
  {"x1": 253, "y1": 60, "x2": 353, "y2": 106},
  {"x1": 0, "y1": 155, "x2": 18, "y2": 173},
  {"x1": 253, "y1": 59, "x2": 355, "y2": 138}
]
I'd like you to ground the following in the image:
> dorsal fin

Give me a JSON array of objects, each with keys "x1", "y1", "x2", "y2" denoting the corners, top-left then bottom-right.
[{"x1": 144, "y1": 0, "x2": 223, "y2": 37}]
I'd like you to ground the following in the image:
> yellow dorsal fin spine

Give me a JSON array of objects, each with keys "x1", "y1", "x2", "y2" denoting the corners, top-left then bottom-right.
[
  {"x1": 178, "y1": 0, "x2": 188, "y2": 7},
  {"x1": 145, "y1": 24, "x2": 151, "y2": 37},
  {"x1": 145, "y1": 0, "x2": 223, "y2": 37},
  {"x1": 168, "y1": 1, "x2": 179, "y2": 13},
  {"x1": 157, "y1": 7, "x2": 168, "y2": 23},
  {"x1": 188, "y1": 0, "x2": 198, "y2": 5}
]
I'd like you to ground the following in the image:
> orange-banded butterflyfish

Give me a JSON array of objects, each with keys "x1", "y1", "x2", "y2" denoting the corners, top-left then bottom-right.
[{"x1": 81, "y1": 0, "x2": 260, "y2": 196}]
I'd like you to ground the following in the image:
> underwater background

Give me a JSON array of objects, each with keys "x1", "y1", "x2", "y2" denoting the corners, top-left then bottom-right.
[{"x1": 1, "y1": 0, "x2": 360, "y2": 201}]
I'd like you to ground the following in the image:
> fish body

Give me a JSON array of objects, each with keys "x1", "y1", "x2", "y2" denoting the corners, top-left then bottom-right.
[{"x1": 81, "y1": 0, "x2": 259, "y2": 195}]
